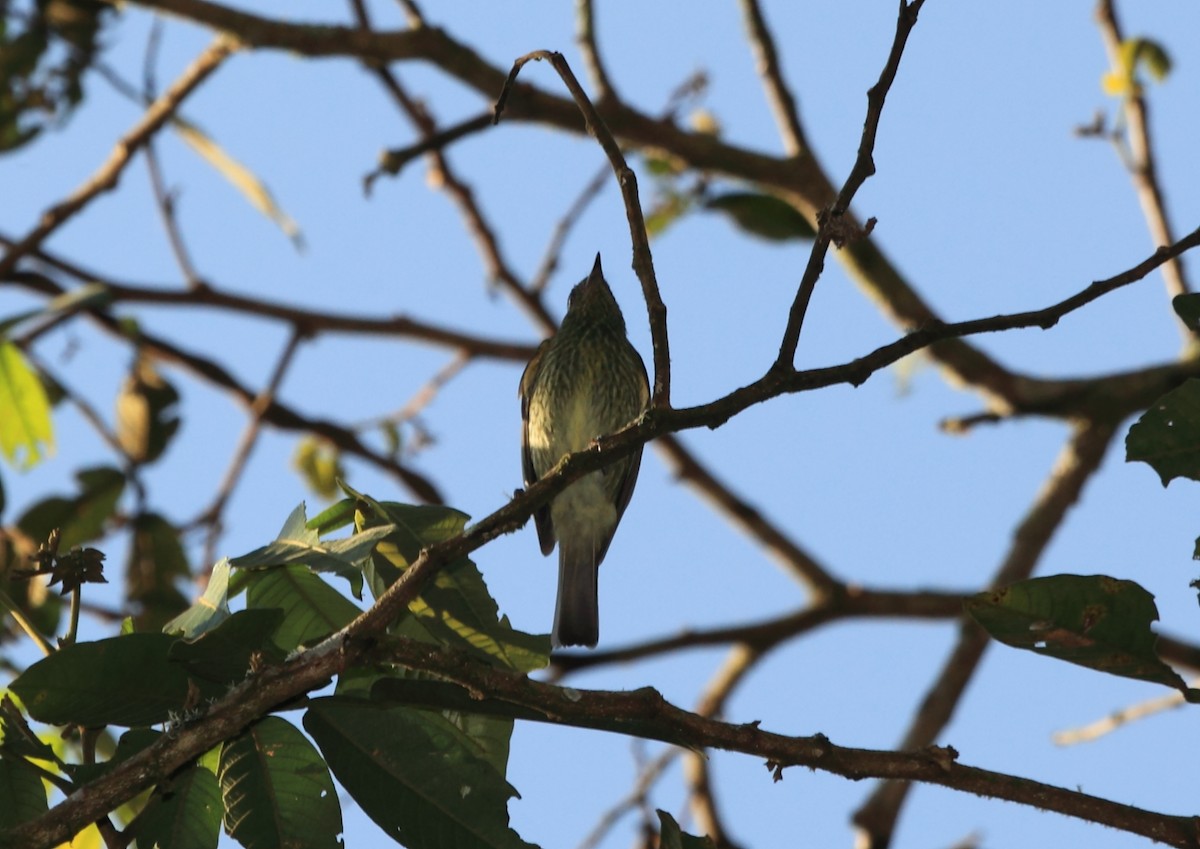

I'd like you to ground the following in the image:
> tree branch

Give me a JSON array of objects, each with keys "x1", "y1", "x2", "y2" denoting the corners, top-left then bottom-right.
[
  {"x1": 496, "y1": 50, "x2": 671, "y2": 407},
  {"x1": 852, "y1": 419, "x2": 1118, "y2": 848},
  {"x1": 1094, "y1": 0, "x2": 1191, "y2": 303},
  {"x1": 0, "y1": 34, "x2": 238, "y2": 282}
]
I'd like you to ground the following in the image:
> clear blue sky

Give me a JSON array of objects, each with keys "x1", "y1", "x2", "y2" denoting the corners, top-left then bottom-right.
[{"x1": 4, "y1": 2, "x2": 1200, "y2": 848}]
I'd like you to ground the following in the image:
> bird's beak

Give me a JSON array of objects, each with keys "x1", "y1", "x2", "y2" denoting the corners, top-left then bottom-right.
[{"x1": 589, "y1": 252, "x2": 603, "y2": 283}]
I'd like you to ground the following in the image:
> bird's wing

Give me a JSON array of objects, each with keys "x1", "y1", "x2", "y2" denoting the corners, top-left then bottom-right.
[
  {"x1": 597, "y1": 346, "x2": 650, "y2": 565},
  {"x1": 520, "y1": 340, "x2": 556, "y2": 556}
]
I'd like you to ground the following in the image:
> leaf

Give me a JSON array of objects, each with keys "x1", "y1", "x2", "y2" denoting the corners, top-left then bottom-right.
[
  {"x1": 16, "y1": 465, "x2": 125, "y2": 550},
  {"x1": 304, "y1": 697, "x2": 536, "y2": 849},
  {"x1": 1125, "y1": 379, "x2": 1200, "y2": 485},
  {"x1": 173, "y1": 116, "x2": 305, "y2": 250},
  {"x1": 218, "y1": 717, "x2": 342, "y2": 849},
  {"x1": 1104, "y1": 37, "x2": 1172, "y2": 98},
  {"x1": 244, "y1": 565, "x2": 361, "y2": 651},
  {"x1": 164, "y1": 559, "x2": 233, "y2": 639},
  {"x1": 965, "y1": 574, "x2": 1199, "y2": 699},
  {"x1": 657, "y1": 810, "x2": 715, "y2": 849},
  {"x1": 0, "y1": 754, "x2": 47, "y2": 830},
  {"x1": 370, "y1": 678, "x2": 515, "y2": 778},
  {"x1": 306, "y1": 497, "x2": 358, "y2": 536},
  {"x1": 129, "y1": 762, "x2": 222, "y2": 849},
  {"x1": 115, "y1": 357, "x2": 180, "y2": 465},
  {"x1": 169, "y1": 608, "x2": 285, "y2": 686},
  {"x1": 126, "y1": 512, "x2": 191, "y2": 631},
  {"x1": 1124, "y1": 37, "x2": 1172, "y2": 83},
  {"x1": 231, "y1": 502, "x2": 392, "y2": 584},
  {"x1": 292, "y1": 438, "x2": 344, "y2": 500},
  {"x1": 0, "y1": 339, "x2": 54, "y2": 469},
  {"x1": 0, "y1": 694, "x2": 56, "y2": 763},
  {"x1": 0, "y1": 0, "x2": 113, "y2": 154},
  {"x1": 1173, "y1": 293, "x2": 1200, "y2": 331},
  {"x1": 645, "y1": 188, "x2": 695, "y2": 238},
  {"x1": 348, "y1": 487, "x2": 550, "y2": 672},
  {"x1": 65, "y1": 727, "x2": 160, "y2": 785},
  {"x1": 703, "y1": 192, "x2": 815, "y2": 242},
  {"x1": 10, "y1": 632, "x2": 216, "y2": 726}
]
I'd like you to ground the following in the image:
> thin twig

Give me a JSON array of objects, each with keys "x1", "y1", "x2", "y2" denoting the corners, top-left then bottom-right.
[
  {"x1": 576, "y1": 748, "x2": 677, "y2": 849},
  {"x1": 367, "y1": 112, "x2": 492, "y2": 188},
  {"x1": 349, "y1": 1, "x2": 558, "y2": 334},
  {"x1": 1053, "y1": 685, "x2": 1191, "y2": 746},
  {"x1": 851, "y1": 420, "x2": 1117, "y2": 849},
  {"x1": 0, "y1": 587, "x2": 55, "y2": 656},
  {"x1": 574, "y1": 0, "x2": 616, "y2": 105},
  {"x1": 496, "y1": 50, "x2": 671, "y2": 408},
  {"x1": 3, "y1": 257, "x2": 535, "y2": 362},
  {"x1": 196, "y1": 329, "x2": 306, "y2": 566},
  {"x1": 775, "y1": 0, "x2": 924, "y2": 370},
  {"x1": 685, "y1": 644, "x2": 760, "y2": 849},
  {"x1": 1094, "y1": 0, "x2": 1190, "y2": 304},
  {"x1": 656, "y1": 434, "x2": 839, "y2": 595},
  {"x1": 22, "y1": 350, "x2": 149, "y2": 507},
  {"x1": 141, "y1": 20, "x2": 205, "y2": 289},
  {"x1": 530, "y1": 165, "x2": 610, "y2": 294},
  {"x1": 551, "y1": 587, "x2": 965, "y2": 678},
  {"x1": 738, "y1": 0, "x2": 810, "y2": 158},
  {"x1": 0, "y1": 34, "x2": 239, "y2": 281}
]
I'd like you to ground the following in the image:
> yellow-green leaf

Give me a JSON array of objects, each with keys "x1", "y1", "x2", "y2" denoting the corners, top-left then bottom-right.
[
  {"x1": 172, "y1": 117, "x2": 304, "y2": 250},
  {"x1": 0, "y1": 341, "x2": 54, "y2": 470}
]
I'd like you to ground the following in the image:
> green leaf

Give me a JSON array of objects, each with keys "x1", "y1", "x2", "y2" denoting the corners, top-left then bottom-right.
[
  {"x1": 218, "y1": 717, "x2": 342, "y2": 849},
  {"x1": 703, "y1": 192, "x2": 815, "y2": 242},
  {"x1": 173, "y1": 117, "x2": 305, "y2": 250},
  {"x1": 0, "y1": 340, "x2": 54, "y2": 469},
  {"x1": 65, "y1": 727, "x2": 160, "y2": 785},
  {"x1": 1104, "y1": 37, "x2": 1173, "y2": 97},
  {"x1": 0, "y1": 694, "x2": 56, "y2": 762},
  {"x1": 370, "y1": 679, "x2": 514, "y2": 778},
  {"x1": 657, "y1": 810, "x2": 715, "y2": 849},
  {"x1": 645, "y1": 189, "x2": 695, "y2": 239},
  {"x1": 10, "y1": 633, "x2": 210, "y2": 726},
  {"x1": 1172, "y1": 293, "x2": 1200, "y2": 331},
  {"x1": 231, "y1": 502, "x2": 391, "y2": 586},
  {"x1": 0, "y1": 753, "x2": 47, "y2": 830},
  {"x1": 130, "y1": 762, "x2": 222, "y2": 849},
  {"x1": 305, "y1": 697, "x2": 536, "y2": 849},
  {"x1": 306, "y1": 497, "x2": 358, "y2": 535},
  {"x1": 1125, "y1": 379, "x2": 1200, "y2": 485},
  {"x1": 0, "y1": 0, "x2": 113, "y2": 154},
  {"x1": 1126, "y1": 37, "x2": 1172, "y2": 82},
  {"x1": 169, "y1": 609, "x2": 285, "y2": 686},
  {"x1": 17, "y1": 465, "x2": 125, "y2": 550},
  {"x1": 965, "y1": 574, "x2": 1198, "y2": 698},
  {"x1": 244, "y1": 565, "x2": 361, "y2": 651},
  {"x1": 293, "y1": 438, "x2": 344, "y2": 500},
  {"x1": 349, "y1": 487, "x2": 550, "y2": 672},
  {"x1": 127, "y1": 512, "x2": 191, "y2": 631},
  {"x1": 164, "y1": 559, "x2": 233, "y2": 639},
  {"x1": 115, "y1": 357, "x2": 181, "y2": 465}
]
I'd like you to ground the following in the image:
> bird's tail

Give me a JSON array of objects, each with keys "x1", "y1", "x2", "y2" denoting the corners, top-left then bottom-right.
[{"x1": 553, "y1": 539, "x2": 600, "y2": 648}]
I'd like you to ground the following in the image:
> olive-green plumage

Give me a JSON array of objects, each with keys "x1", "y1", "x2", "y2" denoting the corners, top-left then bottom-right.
[{"x1": 520, "y1": 254, "x2": 649, "y2": 648}]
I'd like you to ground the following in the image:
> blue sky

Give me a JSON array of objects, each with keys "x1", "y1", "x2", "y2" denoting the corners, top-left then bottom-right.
[{"x1": 4, "y1": 1, "x2": 1200, "y2": 848}]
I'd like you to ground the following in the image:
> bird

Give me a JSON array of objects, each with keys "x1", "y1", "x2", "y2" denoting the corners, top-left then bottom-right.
[{"x1": 520, "y1": 253, "x2": 650, "y2": 647}]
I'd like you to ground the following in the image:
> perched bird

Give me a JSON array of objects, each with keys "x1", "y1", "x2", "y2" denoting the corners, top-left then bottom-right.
[{"x1": 520, "y1": 254, "x2": 650, "y2": 647}]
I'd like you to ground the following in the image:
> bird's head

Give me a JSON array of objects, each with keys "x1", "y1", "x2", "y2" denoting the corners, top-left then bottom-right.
[{"x1": 564, "y1": 253, "x2": 626, "y2": 331}]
